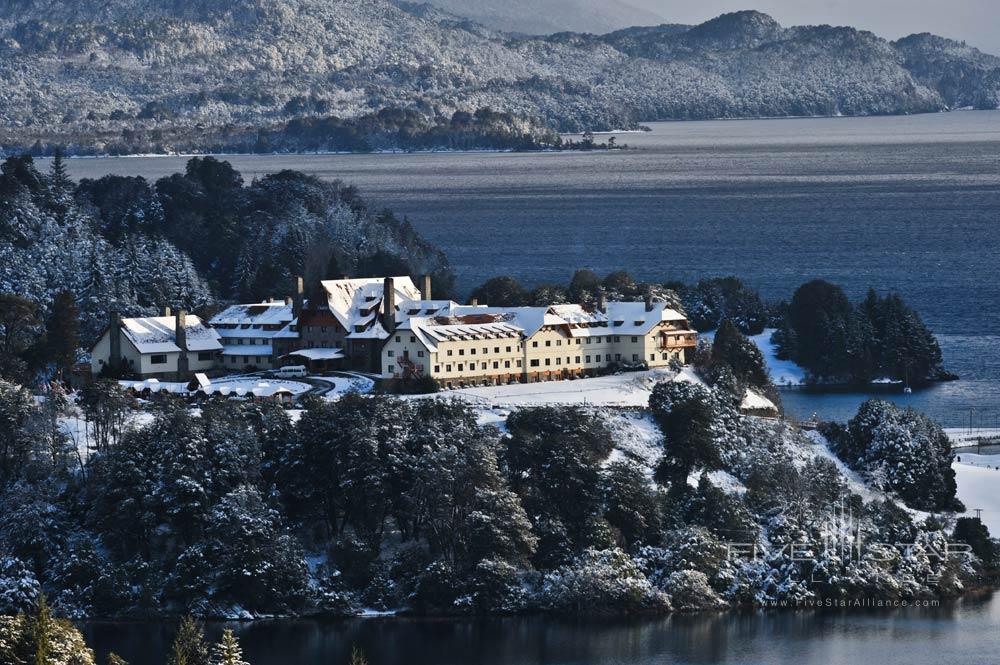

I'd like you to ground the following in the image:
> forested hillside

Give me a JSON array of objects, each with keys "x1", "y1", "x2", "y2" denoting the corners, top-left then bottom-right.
[
  {"x1": 0, "y1": 2, "x2": 998, "y2": 153},
  {"x1": 0, "y1": 153, "x2": 452, "y2": 375}
]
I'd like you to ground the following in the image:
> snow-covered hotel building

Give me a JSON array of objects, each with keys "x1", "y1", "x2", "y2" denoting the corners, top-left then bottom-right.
[
  {"x1": 91, "y1": 276, "x2": 697, "y2": 386},
  {"x1": 90, "y1": 309, "x2": 222, "y2": 380},
  {"x1": 383, "y1": 295, "x2": 697, "y2": 388},
  {"x1": 209, "y1": 300, "x2": 296, "y2": 370}
]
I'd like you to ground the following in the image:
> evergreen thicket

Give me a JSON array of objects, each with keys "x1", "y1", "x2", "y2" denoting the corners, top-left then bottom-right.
[{"x1": 774, "y1": 280, "x2": 950, "y2": 385}]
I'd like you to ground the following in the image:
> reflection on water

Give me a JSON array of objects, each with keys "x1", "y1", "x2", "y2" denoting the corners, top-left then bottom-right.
[{"x1": 80, "y1": 593, "x2": 999, "y2": 665}]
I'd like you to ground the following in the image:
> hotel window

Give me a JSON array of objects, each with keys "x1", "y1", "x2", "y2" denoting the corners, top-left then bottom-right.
[
  {"x1": 614, "y1": 336, "x2": 620, "y2": 342},
  {"x1": 493, "y1": 361, "x2": 499, "y2": 369},
  {"x1": 532, "y1": 341, "x2": 538, "y2": 347},
  {"x1": 517, "y1": 360, "x2": 522, "y2": 367},
  {"x1": 388, "y1": 365, "x2": 394, "y2": 373},
  {"x1": 470, "y1": 348, "x2": 476, "y2": 355},
  {"x1": 321, "y1": 327, "x2": 328, "y2": 333},
  {"x1": 506, "y1": 346, "x2": 512, "y2": 352},
  {"x1": 198, "y1": 352, "x2": 213, "y2": 361},
  {"x1": 483, "y1": 348, "x2": 488, "y2": 354},
  {"x1": 150, "y1": 354, "x2": 167, "y2": 365},
  {"x1": 395, "y1": 335, "x2": 400, "y2": 342},
  {"x1": 615, "y1": 354, "x2": 621, "y2": 361},
  {"x1": 556, "y1": 340, "x2": 561, "y2": 346},
  {"x1": 459, "y1": 349, "x2": 465, "y2": 356},
  {"x1": 575, "y1": 356, "x2": 581, "y2": 363},
  {"x1": 458, "y1": 363, "x2": 464, "y2": 371},
  {"x1": 494, "y1": 347, "x2": 500, "y2": 353},
  {"x1": 417, "y1": 350, "x2": 424, "y2": 358},
  {"x1": 434, "y1": 365, "x2": 440, "y2": 373},
  {"x1": 605, "y1": 354, "x2": 611, "y2": 361},
  {"x1": 545, "y1": 340, "x2": 551, "y2": 347},
  {"x1": 504, "y1": 361, "x2": 511, "y2": 368},
  {"x1": 447, "y1": 350, "x2": 453, "y2": 356},
  {"x1": 544, "y1": 358, "x2": 551, "y2": 366},
  {"x1": 586, "y1": 355, "x2": 591, "y2": 363},
  {"x1": 388, "y1": 350, "x2": 395, "y2": 357},
  {"x1": 556, "y1": 358, "x2": 562, "y2": 366},
  {"x1": 481, "y1": 362, "x2": 487, "y2": 370},
  {"x1": 530, "y1": 359, "x2": 540, "y2": 367},
  {"x1": 632, "y1": 336, "x2": 638, "y2": 343},
  {"x1": 632, "y1": 354, "x2": 639, "y2": 361},
  {"x1": 411, "y1": 335, "x2": 416, "y2": 342},
  {"x1": 650, "y1": 354, "x2": 656, "y2": 361},
  {"x1": 446, "y1": 364, "x2": 452, "y2": 371}
]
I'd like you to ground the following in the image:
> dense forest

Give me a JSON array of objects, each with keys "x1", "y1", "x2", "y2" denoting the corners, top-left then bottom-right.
[
  {"x1": 0, "y1": 153, "x2": 452, "y2": 381},
  {"x1": 9, "y1": 107, "x2": 624, "y2": 157},
  {"x1": 772, "y1": 280, "x2": 953, "y2": 386}
]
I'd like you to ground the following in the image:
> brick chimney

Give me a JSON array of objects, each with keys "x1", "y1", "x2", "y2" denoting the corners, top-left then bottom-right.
[
  {"x1": 175, "y1": 310, "x2": 189, "y2": 376},
  {"x1": 382, "y1": 277, "x2": 396, "y2": 333},
  {"x1": 292, "y1": 276, "x2": 304, "y2": 319},
  {"x1": 645, "y1": 291, "x2": 654, "y2": 312},
  {"x1": 163, "y1": 306, "x2": 171, "y2": 317},
  {"x1": 109, "y1": 310, "x2": 122, "y2": 370},
  {"x1": 597, "y1": 289, "x2": 607, "y2": 314},
  {"x1": 422, "y1": 274, "x2": 432, "y2": 301},
  {"x1": 470, "y1": 297, "x2": 479, "y2": 306}
]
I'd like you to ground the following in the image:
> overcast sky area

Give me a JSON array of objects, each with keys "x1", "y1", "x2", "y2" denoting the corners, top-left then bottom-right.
[{"x1": 633, "y1": 0, "x2": 998, "y2": 53}]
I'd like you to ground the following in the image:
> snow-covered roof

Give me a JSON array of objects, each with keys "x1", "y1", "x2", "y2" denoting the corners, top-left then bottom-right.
[
  {"x1": 209, "y1": 301, "x2": 295, "y2": 327},
  {"x1": 285, "y1": 348, "x2": 346, "y2": 360},
  {"x1": 320, "y1": 276, "x2": 421, "y2": 339},
  {"x1": 119, "y1": 315, "x2": 222, "y2": 354}
]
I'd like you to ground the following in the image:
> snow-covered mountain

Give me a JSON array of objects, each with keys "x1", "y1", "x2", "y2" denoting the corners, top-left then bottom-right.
[
  {"x1": 0, "y1": 2, "x2": 998, "y2": 151},
  {"x1": 421, "y1": 0, "x2": 665, "y2": 35}
]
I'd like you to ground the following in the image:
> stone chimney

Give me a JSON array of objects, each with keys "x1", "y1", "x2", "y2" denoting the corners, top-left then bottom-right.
[
  {"x1": 284, "y1": 296, "x2": 292, "y2": 306},
  {"x1": 645, "y1": 291, "x2": 654, "y2": 312},
  {"x1": 292, "y1": 276, "x2": 304, "y2": 319},
  {"x1": 109, "y1": 310, "x2": 122, "y2": 370},
  {"x1": 163, "y1": 306, "x2": 171, "y2": 317},
  {"x1": 382, "y1": 277, "x2": 396, "y2": 333},
  {"x1": 597, "y1": 290, "x2": 607, "y2": 314},
  {"x1": 422, "y1": 274, "x2": 432, "y2": 301},
  {"x1": 470, "y1": 298, "x2": 479, "y2": 307},
  {"x1": 175, "y1": 310, "x2": 189, "y2": 376}
]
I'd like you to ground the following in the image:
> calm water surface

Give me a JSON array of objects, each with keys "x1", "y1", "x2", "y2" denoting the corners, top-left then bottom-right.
[
  {"x1": 59, "y1": 112, "x2": 1000, "y2": 425},
  {"x1": 80, "y1": 592, "x2": 1000, "y2": 665}
]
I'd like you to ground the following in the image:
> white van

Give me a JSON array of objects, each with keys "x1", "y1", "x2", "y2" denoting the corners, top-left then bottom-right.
[{"x1": 275, "y1": 365, "x2": 307, "y2": 378}]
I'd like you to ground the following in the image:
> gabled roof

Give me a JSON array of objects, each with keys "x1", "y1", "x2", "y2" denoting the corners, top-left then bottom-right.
[
  {"x1": 209, "y1": 301, "x2": 295, "y2": 327},
  {"x1": 320, "y1": 276, "x2": 421, "y2": 339},
  {"x1": 120, "y1": 315, "x2": 222, "y2": 354}
]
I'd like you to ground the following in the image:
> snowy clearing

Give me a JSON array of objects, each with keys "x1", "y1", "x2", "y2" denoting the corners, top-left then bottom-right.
[
  {"x1": 701, "y1": 328, "x2": 807, "y2": 387},
  {"x1": 946, "y1": 427, "x2": 1000, "y2": 448},
  {"x1": 952, "y1": 454, "x2": 1000, "y2": 535},
  {"x1": 412, "y1": 368, "x2": 689, "y2": 408}
]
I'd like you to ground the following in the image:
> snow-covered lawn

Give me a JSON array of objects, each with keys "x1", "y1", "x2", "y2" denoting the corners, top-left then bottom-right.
[
  {"x1": 416, "y1": 368, "x2": 679, "y2": 408},
  {"x1": 701, "y1": 327, "x2": 807, "y2": 387},
  {"x1": 952, "y1": 454, "x2": 1000, "y2": 535},
  {"x1": 309, "y1": 374, "x2": 375, "y2": 400},
  {"x1": 946, "y1": 428, "x2": 1000, "y2": 448}
]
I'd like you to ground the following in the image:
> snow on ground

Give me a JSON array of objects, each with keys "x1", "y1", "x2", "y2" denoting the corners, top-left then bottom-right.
[
  {"x1": 946, "y1": 427, "x2": 1000, "y2": 448},
  {"x1": 801, "y1": 429, "x2": 880, "y2": 502},
  {"x1": 414, "y1": 368, "x2": 678, "y2": 408},
  {"x1": 700, "y1": 328, "x2": 806, "y2": 387},
  {"x1": 309, "y1": 374, "x2": 375, "y2": 400},
  {"x1": 952, "y1": 454, "x2": 1000, "y2": 535},
  {"x1": 602, "y1": 411, "x2": 663, "y2": 469},
  {"x1": 752, "y1": 328, "x2": 807, "y2": 387},
  {"x1": 60, "y1": 409, "x2": 155, "y2": 462}
]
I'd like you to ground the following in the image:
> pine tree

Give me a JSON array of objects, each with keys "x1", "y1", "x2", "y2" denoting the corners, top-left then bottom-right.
[
  {"x1": 46, "y1": 290, "x2": 79, "y2": 378},
  {"x1": 168, "y1": 616, "x2": 210, "y2": 665},
  {"x1": 107, "y1": 653, "x2": 129, "y2": 665},
  {"x1": 32, "y1": 594, "x2": 52, "y2": 665},
  {"x1": 210, "y1": 628, "x2": 248, "y2": 665}
]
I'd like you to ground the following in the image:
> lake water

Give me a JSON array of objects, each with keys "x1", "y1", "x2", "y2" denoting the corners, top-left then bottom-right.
[
  {"x1": 59, "y1": 111, "x2": 1000, "y2": 425},
  {"x1": 80, "y1": 592, "x2": 1000, "y2": 665}
]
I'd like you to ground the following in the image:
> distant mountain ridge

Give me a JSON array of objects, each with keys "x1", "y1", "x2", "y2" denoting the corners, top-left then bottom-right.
[
  {"x1": 420, "y1": 0, "x2": 665, "y2": 35},
  {"x1": 0, "y1": 2, "x2": 998, "y2": 153}
]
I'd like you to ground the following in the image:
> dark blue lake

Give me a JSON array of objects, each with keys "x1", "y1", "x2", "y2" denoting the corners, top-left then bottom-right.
[
  {"x1": 80, "y1": 592, "x2": 1000, "y2": 665},
  {"x1": 60, "y1": 111, "x2": 1000, "y2": 426}
]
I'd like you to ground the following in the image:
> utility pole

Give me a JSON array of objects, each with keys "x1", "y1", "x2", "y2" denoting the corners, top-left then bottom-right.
[{"x1": 974, "y1": 508, "x2": 983, "y2": 522}]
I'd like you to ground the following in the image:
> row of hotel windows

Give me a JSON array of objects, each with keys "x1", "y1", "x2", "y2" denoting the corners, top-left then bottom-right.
[
  {"x1": 149, "y1": 352, "x2": 215, "y2": 365},
  {"x1": 395, "y1": 350, "x2": 678, "y2": 375},
  {"x1": 445, "y1": 345, "x2": 518, "y2": 356},
  {"x1": 531, "y1": 335, "x2": 637, "y2": 347},
  {"x1": 387, "y1": 359, "x2": 524, "y2": 374}
]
